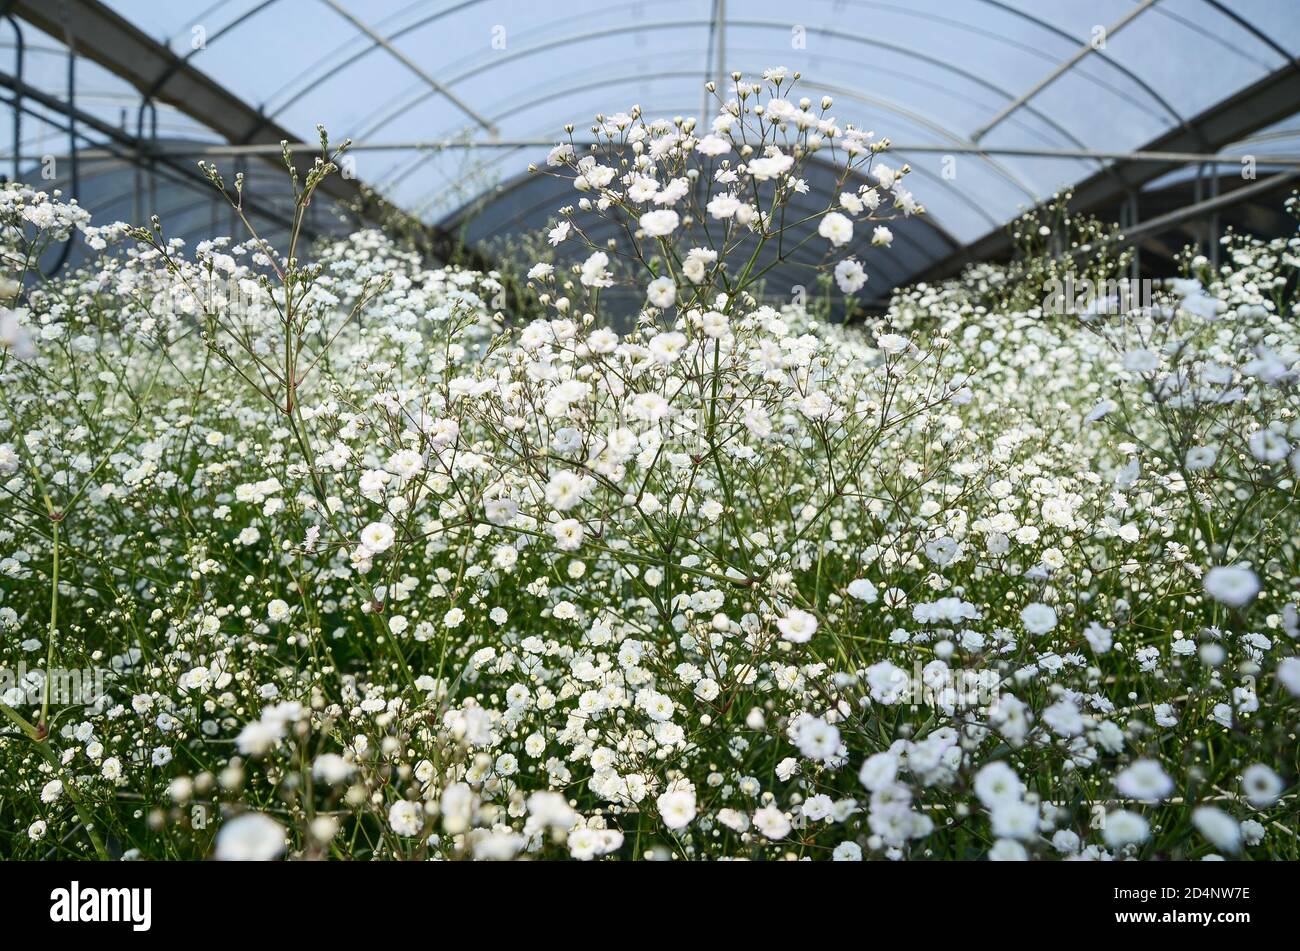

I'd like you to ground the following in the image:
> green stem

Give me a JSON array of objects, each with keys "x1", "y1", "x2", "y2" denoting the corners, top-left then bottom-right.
[
  {"x1": 40, "y1": 519, "x2": 59, "y2": 730},
  {"x1": 34, "y1": 741, "x2": 109, "y2": 860}
]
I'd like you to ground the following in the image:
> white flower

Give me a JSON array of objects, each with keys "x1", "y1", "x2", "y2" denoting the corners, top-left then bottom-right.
[
  {"x1": 847, "y1": 578, "x2": 878, "y2": 603},
  {"x1": 701, "y1": 310, "x2": 729, "y2": 338},
  {"x1": 974, "y1": 761, "x2": 1021, "y2": 809},
  {"x1": 1042, "y1": 699, "x2": 1084, "y2": 737},
  {"x1": 214, "y1": 813, "x2": 286, "y2": 860},
  {"x1": 1203, "y1": 565, "x2": 1260, "y2": 608},
  {"x1": 389, "y1": 799, "x2": 424, "y2": 837},
  {"x1": 0, "y1": 308, "x2": 34, "y2": 359},
  {"x1": 706, "y1": 193, "x2": 741, "y2": 219},
  {"x1": 360, "y1": 521, "x2": 395, "y2": 554},
  {"x1": 793, "y1": 716, "x2": 841, "y2": 762},
  {"x1": 1085, "y1": 399, "x2": 1117, "y2": 423},
  {"x1": 638, "y1": 209, "x2": 679, "y2": 237},
  {"x1": 1240, "y1": 764, "x2": 1283, "y2": 808},
  {"x1": 1248, "y1": 429, "x2": 1289, "y2": 463},
  {"x1": 1278, "y1": 656, "x2": 1300, "y2": 697},
  {"x1": 832, "y1": 841, "x2": 862, "y2": 860},
  {"x1": 1019, "y1": 602, "x2": 1057, "y2": 636},
  {"x1": 695, "y1": 134, "x2": 731, "y2": 157},
  {"x1": 747, "y1": 151, "x2": 793, "y2": 181},
  {"x1": 991, "y1": 801, "x2": 1039, "y2": 841},
  {"x1": 267, "y1": 598, "x2": 290, "y2": 622},
  {"x1": 1192, "y1": 806, "x2": 1241, "y2": 853},
  {"x1": 1114, "y1": 759, "x2": 1174, "y2": 801},
  {"x1": 648, "y1": 330, "x2": 687, "y2": 364},
  {"x1": 752, "y1": 805, "x2": 791, "y2": 839},
  {"x1": 546, "y1": 143, "x2": 573, "y2": 166},
  {"x1": 1051, "y1": 830, "x2": 1080, "y2": 854},
  {"x1": 988, "y1": 838, "x2": 1028, "y2": 861},
  {"x1": 236, "y1": 718, "x2": 284, "y2": 757},
  {"x1": 484, "y1": 498, "x2": 518, "y2": 525},
  {"x1": 312, "y1": 753, "x2": 355, "y2": 785},
  {"x1": 545, "y1": 470, "x2": 589, "y2": 511},
  {"x1": 799, "y1": 391, "x2": 833, "y2": 419},
  {"x1": 1102, "y1": 810, "x2": 1150, "y2": 848},
  {"x1": 817, "y1": 211, "x2": 853, "y2": 247},
  {"x1": 588, "y1": 327, "x2": 619, "y2": 352},
  {"x1": 1083, "y1": 622, "x2": 1113, "y2": 654},
  {"x1": 858, "y1": 751, "x2": 898, "y2": 792},
  {"x1": 656, "y1": 789, "x2": 696, "y2": 829},
  {"x1": 1123, "y1": 348, "x2": 1158, "y2": 372},
  {"x1": 834, "y1": 258, "x2": 868, "y2": 294},
  {"x1": 871, "y1": 225, "x2": 893, "y2": 247},
  {"x1": 551, "y1": 518, "x2": 585, "y2": 551},
  {"x1": 40, "y1": 779, "x2": 63, "y2": 803},
  {"x1": 646, "y1": 276, "x2": 676, "y2": 309},
  {"x1": 580, "y1": 251, "x2": 613, "y2": 287},
  {"x1": 386, "y1": 448, "x2": 423, "y2": 479},
  {"x1": 776, "y1": 608, "x2": 818, "y2": 643},
  {"x1": 876, "y1": 332, "x2": 909, "y2": 354}
]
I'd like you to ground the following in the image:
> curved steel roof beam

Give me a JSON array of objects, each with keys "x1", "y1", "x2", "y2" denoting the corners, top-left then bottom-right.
[
  {"x1": 210, "y1": 0, "x2": 1280, "y2": 235},
  {"x1": 379, "y1": 19, "x2": 1096, "y2": 162},
  {"x1": 133, "y1": 0, "x2": 284, "y2": 151},
  {"x1": 1153, "y1": 2, "x2": 1279, "y2": 69},
  {"x1": 308, "y1": 7, "x2": 1175, "y2": 216},
  {"x1": 262, "y1": 0, "x2": 1183, "y2": 134},
  {"x1": 977, "y1": 0, "x2": 1190, "y2": 129},
  {"x1": 260, "y1": 0, "x2": 478, "y2": 113},
  {"x1": 1198, "y1": 0, "x2": 1297, "y2": 63},
  {"x1": 163, "y1": 0, "x2": 250, "y2": 48},
  {"x1": 970, "y1": 2, "x2": 1226, "y2": 159},
  {"x1": 304, "y1": 4, "x2": 1258, "y2": 232},
  {"x1": 359, "y1": 37, "x2": 1111, "y2": 160},
  {"x1": 140, "y1": 0, "x2": 281, "y2": 103},
  {"x1": 318, "y1": 0, "x2": 495, "y2": 134},
  {"x1": 264, "y1": 14, "x2": 1104, "y2": 171},
  {"x1": 972, "y1": 0, "x2": 1161, "y2": 143}
]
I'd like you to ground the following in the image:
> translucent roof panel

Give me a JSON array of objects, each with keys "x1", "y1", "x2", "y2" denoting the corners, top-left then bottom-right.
[
  {"x1": 25, "y1": 0, "x2": 1299, "y2": 295},
  {"x1": 1, "y1": 21, "x2": 219, "y2": 168}
]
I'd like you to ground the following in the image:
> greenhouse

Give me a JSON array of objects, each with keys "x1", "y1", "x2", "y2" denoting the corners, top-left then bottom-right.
[{"x1": 1, "y1": 0, "x2": 1299, "y2": 884}]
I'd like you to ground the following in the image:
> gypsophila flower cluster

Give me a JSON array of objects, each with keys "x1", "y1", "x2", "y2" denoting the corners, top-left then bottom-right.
[{"x1": 0, "y1": 76, "x2": 1295, "y2": 862}]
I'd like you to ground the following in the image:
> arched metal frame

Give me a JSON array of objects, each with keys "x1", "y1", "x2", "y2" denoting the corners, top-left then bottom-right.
[{"x1": 260, "y1": 0, "x2": 1191, "y2": 129}]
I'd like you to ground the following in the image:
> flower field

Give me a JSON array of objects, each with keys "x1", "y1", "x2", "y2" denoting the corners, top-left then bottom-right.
[{"x1": 1, "y1": 71, "x2": 1297, "y2": 861}]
